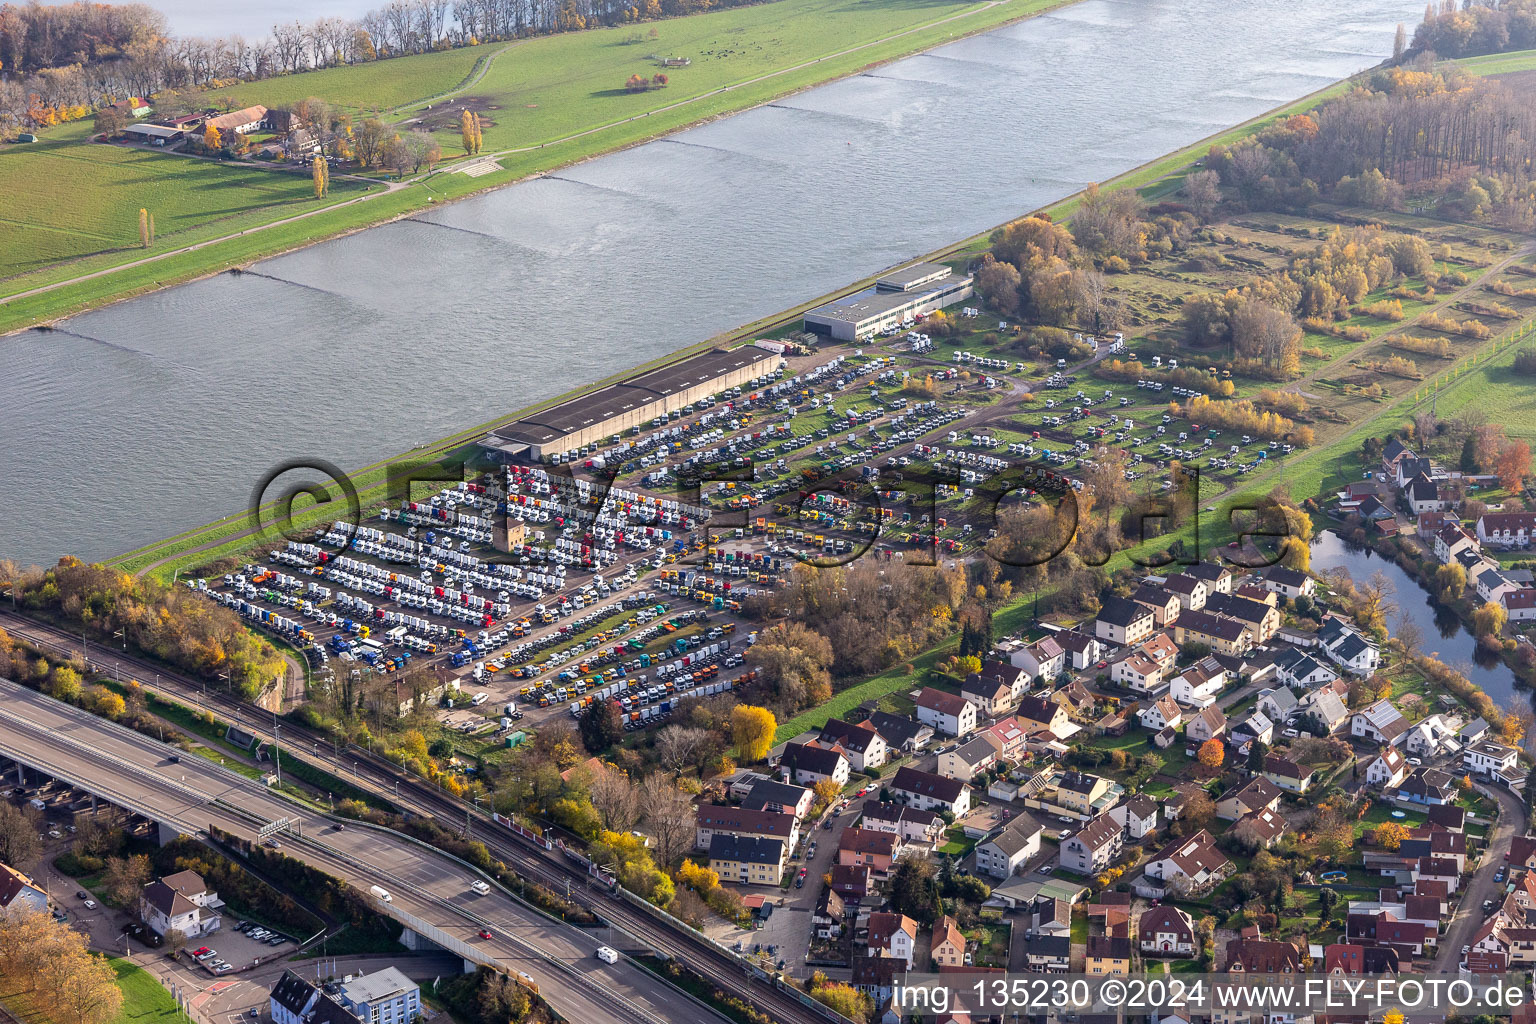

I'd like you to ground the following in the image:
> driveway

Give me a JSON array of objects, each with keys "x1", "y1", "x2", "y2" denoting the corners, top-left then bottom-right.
[{"x1": 1433, "y1": 781, "x2": 1523, "y2": 969}]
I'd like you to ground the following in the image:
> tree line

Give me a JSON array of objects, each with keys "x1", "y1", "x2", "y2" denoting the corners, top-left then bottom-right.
[{"x1": 0, "y1": 0, "x2": 765, "y2": 137}]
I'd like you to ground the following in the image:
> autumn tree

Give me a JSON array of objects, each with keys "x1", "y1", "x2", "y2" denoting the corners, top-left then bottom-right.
[
  {"x1": 354, "y1": 117, "x2": 387, "y2": 167},
  {"x1": 1495, "y1": 439, "x2": 1532, "y2": 492},
  {"x1": 588, "y1": 764, "x2": 641, "y2": 831},
  {"x1": 311, "y1": 155, "x2": 328, "y2": 198},
  {"x1": 810, "y1": 977, "x2": 873, "y2": 1024},
  {"x1": 1472, "y1": 601, "x2": 1507, "y2": 640},
  {"x1": 137, "y1": 207, "x2": 149, "y2": 248},
  {"x1": 1372, "y1": 821, "x2": 1409, "y2": 850},
  {"x1": 459, "y1": 108, "x2": 476, "y2": 155},
  {"x1": 751, "y1": 623, "x2": 835, "y2": 710},
  {"x1": 93, "y1": 104, "x2": 126, "y2": 138},
  {"x1": 731, "y1": 705, "x2": 776, "y2": 763},
  {"x1": 202, "y1": 123, "x2": 222, "y2": 150},
  {"x1": 0, "y1": 803, "x2": 41, "y2": 870},
  {"x1": 811, "y1": 778, "x2": 842, "y2": 814},
  {"x1": 101, "y1": 853, "x2": 152, "y2": 906},
  {"x1": 1197, "y1": 738, "x2": 1224, "y2": 769},
  {"x1": 403, "y1": 129, "x2": 441, "y2": 173}
]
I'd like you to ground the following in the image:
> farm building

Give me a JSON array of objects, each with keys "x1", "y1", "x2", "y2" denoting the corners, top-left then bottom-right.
[
  {"x1": 802, "y1": 263, "x2": 973, "y2": 341},
  {"x1": 480, "y1": 346, "x2": 781, "y2": 460},
  {"x1": 121, "y1": 123, "x2": 185, "y2": 146}
]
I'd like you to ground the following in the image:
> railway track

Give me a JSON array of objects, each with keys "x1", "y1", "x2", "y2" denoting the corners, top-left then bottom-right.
[{"x1": 0, "y1": 608, "x2": 842, "y2": 1024}]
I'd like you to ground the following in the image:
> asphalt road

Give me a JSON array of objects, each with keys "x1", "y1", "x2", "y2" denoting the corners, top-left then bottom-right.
[
  {"x1": 1433, "y1": 780, "x2": 1524, "y2": 970},
  {"x1": 0, "y1": 678, "x2": 716, "y2": 1024}
]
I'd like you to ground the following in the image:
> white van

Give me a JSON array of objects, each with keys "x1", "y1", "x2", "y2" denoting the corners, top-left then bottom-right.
[
  {"x1": 369, "y1": 885, "x2": 392, "y2": 903},
  {"x1": 595, "y1": 946, "x2": 619, "y2": 965},
  {"x1": 471, "y1": 692, "x2": 489, "y2": 706},
  {"x1": 470, "y1": 880, "x2": 491, "y2": 896}
]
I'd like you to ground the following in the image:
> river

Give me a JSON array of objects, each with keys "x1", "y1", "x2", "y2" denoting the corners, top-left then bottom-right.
[
  {"x1": 1310, "y1": 530, "x2": 1519, "y2": 706},
  {"x1": 0, "y1": 0, "x2": 1423, "y2": 568}
]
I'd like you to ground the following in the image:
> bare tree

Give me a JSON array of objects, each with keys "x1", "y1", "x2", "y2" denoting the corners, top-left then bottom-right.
[
  {"x1": 639, "y1": 774, "x2": 695, "y2": 868},
  {"x1": 654, "y1": 725, "x2": 709, "y2": 774},
  {"x1": 589, "y1": 768, "x2": 641, "y2": 831}
]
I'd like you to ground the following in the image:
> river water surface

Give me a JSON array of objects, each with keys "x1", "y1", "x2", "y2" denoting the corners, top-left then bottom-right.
[
  {"x1": 1310, "y1": 530, "x2": 1518, "y2": 706},
  {"x1": 0, "y1": 0, "x2": 1423, "y2": 567}
]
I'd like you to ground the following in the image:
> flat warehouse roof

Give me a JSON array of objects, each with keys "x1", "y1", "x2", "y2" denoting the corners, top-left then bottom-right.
[
  {"x1": 627, "y1": 347, "x2": 775, "y2": 398},
  {"x1": 123, "y1": 124, "x2": 183, "y2": 138},
  {"x1": 806, "y1": 288, "x2": 922, "y2": 326},
  {"x1": 877, "y1": 262, "x2": 952, "y2": 291},
  {"x1": 489, "y1": 347, "x2": 776, "y2": 447}
]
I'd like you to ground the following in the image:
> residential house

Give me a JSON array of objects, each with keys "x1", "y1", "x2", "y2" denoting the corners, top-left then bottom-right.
[
  {"x1": 813, "y1": 888, "x2": 846, "y2": 940},
  {"x1": 1225, "y1": 938, "x2": 1302, "y2": 973},
  {"x1": 1173, "y1": 609, "x2": 1254, "y2": 656},
  {"x1": 1024, "y1": 935, "x2": 1071, "y2": 973},
  {"x1": 1217, "y1": 777, "x2": 1281, "y2": 821},
  {"x1": 1351, "y1": 699, "x2": 1408, "y2": 746},
  {"x1": 1055, "y1": 631, "x2": 1105, "y2": 671},
  {"x1": 708, "y1": 833, "x2": 786, "y2": 886},
  {"x1": 336, "y1": 968, "x2": 421, "y2": 1024},
  {"x1": 865, "y1": 712, "x2": 934, "y2": 754},
  {"x1": 1110, "y1": 794, "x2": 1159, "y2": 840},
  {"x1": 981, "y1": 716, "x2": 1030, "y2": 760},
  {"x1": 1477, "y1": 512, "x2": 1536, "y2": 548},
  {"x1": 1113, "y1": 649, "x2": 1167, "y2": 692},
  {"x1": 1320, "y1": 617, "x2": 1381, "y2": 676},
  {"x1": 740, "y1": 778, "x2": 815, "y2": 819},
  {"x1": 914, "y1": 688, "x2": 977, "y2": 737},
  {"x1": 938, "y1": 735, "x2": 1000, "y2": 782},
  {"x1": 1465, "y1": 740, "x2": 1520, "y2": 778},
  {"x1": 1506, "y1": 588, "x2": 1536, "y2": 623},
  {"x1": 1205, "y1": 592, "x2": 1282, "y2": 643},
  {"x1": 270, "y1": 973, "x2": 360, "y2": 1024},
  {"x1": 1186, "y1": 706, "x2": 1228, "y2": 744},
  {"x1": 1052, "y1": 680, "x2": 1098, "y2": 720},
  {"x1": 207, "y1": 104, "x2": 268, "y2": 135},
  {"x1": 1015, "y1": 695, "x2": 1069, "y2": 737},
  {"x1": 1324, "y1": 943, "x2": 1400, "y2": 976},
  {"x1": 1007, "y1": 635, "x2": 1066, "y2": 680},
  {"x1": 961, "y1": 674, "x2": 1015, "y2": 718},
  {"x1": 1404, "y1": 716, "x2": 1456, "y2": 759},
  {"x1": 139, "y1": 869, "x2": 221, "y2": 939},
  {"x1": 1139, "y1": 695, "x2": 1183, "y2": 732},
  {"x1": 818, "y1": 718, "x2": 889, "y2": 772},
  {"x1": 1173, "y1": 560, "x2": 1226, "y2": 593},
  {"x1": 890, "y1": 766, "x2": 972, "y2": 817},
  {"x1": 838, "y1": 828, "x2": 902, "y2": 875},
  {"x1": 1132, "y1": 585, "x2": 1184, "y2": 627},
  {"x1": 859, "y1": 801, "x2": 945, "y2": 844},
  {"x1": 1096, "y1": 596, "x2": 1155, "y2": 646},
  {"x1": 1477, "y1": 569, "x2": 1523, "y2": 605},
  {"x1": 1145, "y1": 830, "x2": 1233, "y2": 895},
  {"x1": 932, "y1": 915, "x2": 966, "y2": 968},
  {"x1": 1234, "y1": 807, "x2": 1287, "y2": 849},
  {"x1": 850, "y1": 956, "x2": 904, "y2": 1005},
  {"x1": 1230, "y1": 710, "x2": 1275, "y2": 750},
  {"x1": 779, "y1": 742, "x2": 850, "y2": 788},
  {"x1": 695, "y1": 805, "x2": 800, "y2": 850},
  {"x1": 831, "y1": 864, "x2": 873, "y2": 901},
  {"x1": 1298, "y1": 687, "x2": 1350, "y2": 735},
  {"x1": 0, "y1": 863, "x2": 48, "y2": 918},
  {"x1": 1139, "y1": 905, "x2": 1198, "y2": 957},
  {"x1": 1433, "y1": 522, "x2": 1478, "y2": 564},
  {"x1": 1406, "y1": 472, "x2": 1445, "y2": 515},
  {"x1": 1086, "y1": 935, "x2": 1133, "y2": 974},
  {"x1": 1060, "y1": 812, "x2": 1123, "y2": 876},
  {"x1": 1163, "y1": 573, "x2": 1211, "y2": 611},
  {"x1": 866, "y1": 912, "x2": 918, "y2": 968},
  {"x1": 1274, "y1": 647, "x2": 1339, "y2": 689},
  {"x1": 975, "y1": 818, "x2": 1044, "y2": 879},
  {"x1": 1459, "y1": 717, "x2": 1491, "y2": 745},
  {"x1": 1054, "y1": 771, "x2": 1113, "y2": 817},
  {"x1": 1397, "y1": 767, "x2": 1457, "y2": 806},
  {"x1": 1260, "y1": 566, "x2": 1316, "y2": 601},
  {"x1": 1171, "y1": 657, "x2": 1229, "y2": 708},
  {"x1": 1261, "y1": 756, "x2": 1315, "y2": 795},
  {"x1": 1256, "y1": 686, "x2": 1300, "y2": 726}
]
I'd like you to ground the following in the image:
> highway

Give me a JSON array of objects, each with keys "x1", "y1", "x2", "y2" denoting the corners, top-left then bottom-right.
[
  {"x1": 0, "y1": 677, "x2": 716, "y2": 1024},
  {"x1": 0, "y1": 609, "x2": 841, "y2": 1024}
]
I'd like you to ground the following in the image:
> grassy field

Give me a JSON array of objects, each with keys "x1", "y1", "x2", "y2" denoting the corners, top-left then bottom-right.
[
  {"x1": 0, "y1": 0, "x2": 1062, "y2": 331},
  {"x1": 109, "y1": 958, "x2": 181, "y2": 1024},
  {"x1": 1455, "y1": 47, "x2": 1536, "y2": 76},
  {"x1": 215, "y1": 46, "x2": 491, "y2": 115},
  {"x1": 0, "y1": 120, "x2": 371, "y2": 282}
]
